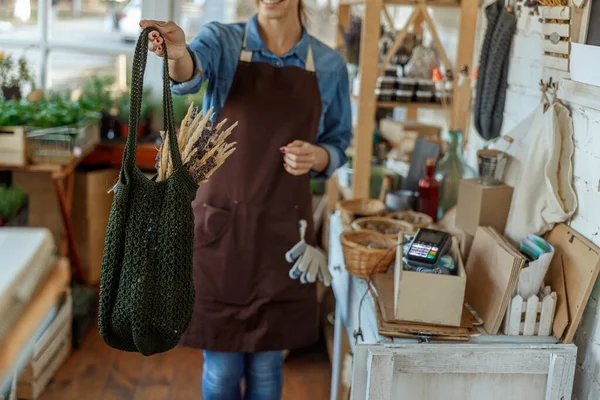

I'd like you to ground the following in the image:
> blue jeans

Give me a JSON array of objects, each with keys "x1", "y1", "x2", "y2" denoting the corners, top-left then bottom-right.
[{"x1": 202, "y1": 350, "x2": 283, "y2": 400}]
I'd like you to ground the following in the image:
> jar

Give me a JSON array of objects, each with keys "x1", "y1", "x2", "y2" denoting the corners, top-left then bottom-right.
[
  {"x1": 395, "y1": 90, "x2": 413, "y2": 103},
  {"x1": 377, "y1": 76, "x2": 397, "y2": 90},
  {"x1": 416, "y1": 79, "x2": 434, "y2": 92},
  {"x1": 415, "y1": 90, "x2": 433, "y2": 103},
  {"x1": 435, "y1": 130, "x2": 477, "y2": 220},
  {"x1": 396, "y1": 77, "x2": 417, "y2": 91},
  {"x1": 375, "y1": 88, "x2": 395, "y2": 102},
  {"x1": 435, "y1": 91, "x2": 452, "y2": 104},
  {"x1": 384, "y1": 65, "x2": 400, "y2": 77}
]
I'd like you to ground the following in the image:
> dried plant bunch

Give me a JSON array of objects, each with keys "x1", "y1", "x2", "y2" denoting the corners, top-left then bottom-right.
[{"x1": 155, "y1": 102, "x2": 237, "y2": 183}]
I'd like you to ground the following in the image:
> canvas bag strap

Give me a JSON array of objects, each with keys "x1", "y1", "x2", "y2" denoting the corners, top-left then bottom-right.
[{"x1": 123, "y1": 28, "x2": 183, "y2": 174}]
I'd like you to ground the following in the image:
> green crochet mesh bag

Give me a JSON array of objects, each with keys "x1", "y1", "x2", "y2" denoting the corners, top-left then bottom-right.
[{"x1": 98, "y1": 28, "x2": 198, "y2": 356}]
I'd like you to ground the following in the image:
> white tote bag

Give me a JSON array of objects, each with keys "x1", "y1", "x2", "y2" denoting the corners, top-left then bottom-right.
[{"x1": 503, "y1": 100, "x2": 578, "y2": 243}]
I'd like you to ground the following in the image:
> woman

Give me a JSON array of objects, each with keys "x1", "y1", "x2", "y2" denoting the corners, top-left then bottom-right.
[{"x1": 140, "y1": 0, "x2": 351, "y2": 398}]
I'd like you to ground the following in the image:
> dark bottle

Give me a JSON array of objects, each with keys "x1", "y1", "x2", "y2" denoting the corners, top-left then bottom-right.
[{"x1": 418, "y1": 158, "x2": 440, "y2": 221}]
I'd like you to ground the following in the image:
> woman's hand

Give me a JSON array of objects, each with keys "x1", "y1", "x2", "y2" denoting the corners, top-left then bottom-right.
[
  {"x1": 139, "y1": 20, "x2": 187, "y2": 60},
  {"x1": 139, "y1": 20, "x2": 195, "y2": 82},
  {"x1": 281, "y1": 140, "x2": 329, "y2": 176}
]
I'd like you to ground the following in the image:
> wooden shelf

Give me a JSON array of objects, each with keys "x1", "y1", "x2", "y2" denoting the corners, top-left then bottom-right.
[
  {"x1": 377, "y1": 101, "x2": 445, "y2": 110},
  {"x1": 351, "y1": 96, "x2": 446, "y2": 110},
  {"x1": 340, "y1": 0, "x2": 460, "y2": 7}
]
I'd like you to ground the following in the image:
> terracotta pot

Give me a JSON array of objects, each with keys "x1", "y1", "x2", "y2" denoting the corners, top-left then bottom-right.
[{"x1": 120, "y1": 121, "x2": 147, "y2": 138}]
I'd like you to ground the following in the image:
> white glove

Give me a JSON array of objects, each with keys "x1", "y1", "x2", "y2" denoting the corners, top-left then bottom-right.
[{"x1": 285, "y1": 220, "x2": 332, "y2": 287}]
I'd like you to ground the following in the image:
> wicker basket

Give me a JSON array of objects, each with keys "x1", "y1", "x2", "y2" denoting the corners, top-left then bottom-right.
[
  {"x1": 340, "y1": 230, "x2": 397, "y2": 278},
  {"x1": 337, "y1": 198, "x2": 386, "y2": 226},
  {"x1": 387, "y1": 210, "x2": 433, "y2": 230},
  {"x1": 351, "y1": 217, "x2": 416, "y2": 238}
]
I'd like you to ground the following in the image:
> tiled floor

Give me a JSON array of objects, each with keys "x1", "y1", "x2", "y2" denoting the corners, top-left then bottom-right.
[{"x1": 39, "y1": 327, "x2": 331, "y2": 400}]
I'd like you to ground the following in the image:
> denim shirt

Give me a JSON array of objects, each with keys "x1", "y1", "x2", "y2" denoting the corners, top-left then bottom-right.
[{"x1": 170, "y1": 14, "x2": 351, "y2": 179}]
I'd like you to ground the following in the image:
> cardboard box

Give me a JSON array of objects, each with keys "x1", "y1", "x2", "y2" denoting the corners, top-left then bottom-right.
[
  {"x1": 13, "y1": 172, "x2": 63, "y2": 246},
  {"x1": 455, "y1": 179, "x2": 514, "y2": 236},
  {"x1": 72, "y1": 169, "x2": 119, "y2": 221},
  {"x1": 393, "y1": 238, "x2": 466, "y2": 327},
  {"x1": 71, "y1": 169, "x2": 119, "y2": 284}
]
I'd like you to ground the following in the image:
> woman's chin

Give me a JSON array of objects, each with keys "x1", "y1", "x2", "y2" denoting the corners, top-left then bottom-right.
[{"x1": 259, "y1": 0, "x2": 288, "y2": 11}]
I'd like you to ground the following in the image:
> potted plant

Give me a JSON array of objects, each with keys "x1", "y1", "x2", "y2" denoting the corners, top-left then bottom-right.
[
  {"x1": 0, "y1": 96, "x2": 101, "y2": 165},
  {"x1": 116, "y1": 89, "x2": 153, "y2": 138},
  {"x1": 78, "y1": 75, "x2": 122, "y2": 140},
  {"x1": 0, "y1": 184, "x2": 28, "y2": 226},
  {"x1": 0, "y1": 52, "x2": 33, "y2": 100}
]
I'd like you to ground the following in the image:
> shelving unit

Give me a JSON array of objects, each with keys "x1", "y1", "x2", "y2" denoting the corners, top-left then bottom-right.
[{"x1": 326, "y1": 0, "x2": 480, "y2": 205}]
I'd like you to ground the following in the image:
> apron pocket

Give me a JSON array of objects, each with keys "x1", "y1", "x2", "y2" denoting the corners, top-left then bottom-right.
[{"x1": 194, "y1": 203, "x2": 233, "y2": 247}]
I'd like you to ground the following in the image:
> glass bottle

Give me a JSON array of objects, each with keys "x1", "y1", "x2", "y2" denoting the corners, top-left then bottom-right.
[
  {"x1": 418, "y1": 158, "x2": 439, "y2": 221},
  {"x1": 436, "y1": 130, "x2": 477, "y2": 220}
]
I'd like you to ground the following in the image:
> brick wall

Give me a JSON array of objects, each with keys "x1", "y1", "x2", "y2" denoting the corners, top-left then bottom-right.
[{"x1": 470, "y1": 5, "x2": 600, "y2": 398}]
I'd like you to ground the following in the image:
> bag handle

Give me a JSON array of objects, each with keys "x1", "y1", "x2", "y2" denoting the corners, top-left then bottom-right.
[{"x1": 123, "y1": 27, "x2": 183, "y2": 176}]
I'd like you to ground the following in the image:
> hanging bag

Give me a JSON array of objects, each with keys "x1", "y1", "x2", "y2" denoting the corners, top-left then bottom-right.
[{"x1": 98, "y1": 28, "x2": 199, "y2": 356}]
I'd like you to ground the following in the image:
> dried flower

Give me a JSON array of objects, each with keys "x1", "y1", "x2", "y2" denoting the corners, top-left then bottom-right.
[{"x1": 155, "y1": 102, "x2": 237, "y2": 183}]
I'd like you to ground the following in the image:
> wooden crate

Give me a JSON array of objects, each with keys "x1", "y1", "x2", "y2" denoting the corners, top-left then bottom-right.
[
  {"x1": 17, "y1": 292, "x2": 72, "y2": 400},
  {"x1": 0, "y1": 127, "x2": 27, "y2": 167},
  {"x1": 540, "y1": 6, "x2": 571, "y2": 73},
  {"x1": 504, "y1": 288, "x2": 557, "y2": 337}
]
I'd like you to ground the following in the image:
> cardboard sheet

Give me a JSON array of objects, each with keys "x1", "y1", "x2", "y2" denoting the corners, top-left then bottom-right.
[
  {"x1": 373, "y1": 294, "x2": 470, "y2": 342},
  {"x1": 546, "y1": 224, "x2": 600, "y2": 343},
  {"x1": 465, "y1": 227, "x2": 525, "y2": 334}
]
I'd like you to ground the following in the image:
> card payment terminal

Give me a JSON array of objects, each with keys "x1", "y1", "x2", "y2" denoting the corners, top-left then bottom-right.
[{"x1": 406, "y1": 228, "x2": 451, "y2": 266}]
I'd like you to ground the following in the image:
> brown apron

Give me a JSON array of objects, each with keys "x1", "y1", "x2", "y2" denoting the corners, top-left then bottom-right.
[{"x1": 180, "y1": 30, "x2": 322, "y2": 352}]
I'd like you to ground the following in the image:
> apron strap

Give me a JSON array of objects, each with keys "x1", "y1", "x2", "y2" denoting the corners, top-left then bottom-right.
[{"x1": 239, "y1": 24, "x2": 315, "y2": 73}]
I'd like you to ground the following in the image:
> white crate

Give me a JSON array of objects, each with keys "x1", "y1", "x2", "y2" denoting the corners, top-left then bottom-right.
[{"x1": 17, "y1": 292, "x2": 72, "y2": 400}]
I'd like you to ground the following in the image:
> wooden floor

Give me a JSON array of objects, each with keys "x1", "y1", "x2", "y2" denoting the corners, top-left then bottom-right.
[{"x1": 39, "y1": 328, "x2": 332, "y2": 400}]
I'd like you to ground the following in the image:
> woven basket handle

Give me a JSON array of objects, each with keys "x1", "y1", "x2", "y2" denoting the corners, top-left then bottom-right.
[{"x1": 123, "y1": 27, "x2": 183, "y2": 175}]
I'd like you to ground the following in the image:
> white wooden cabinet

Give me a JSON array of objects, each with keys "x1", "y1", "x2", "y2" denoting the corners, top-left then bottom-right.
[
  {"x1": 352, "y1": 344, "x2": 577, "y2": 400},
  {"x1": 328, "y1": 214, "x2": 577, "y2": 400}
]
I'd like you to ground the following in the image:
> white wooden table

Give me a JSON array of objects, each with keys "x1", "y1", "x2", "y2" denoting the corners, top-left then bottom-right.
[{"x1": 327, "y1": 214, "x2": 577, "y2": 400}]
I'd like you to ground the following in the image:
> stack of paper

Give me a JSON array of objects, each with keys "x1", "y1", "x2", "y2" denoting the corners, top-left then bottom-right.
[{"x1": 465, "y1": 227, "x2": 526, "y2": 334}]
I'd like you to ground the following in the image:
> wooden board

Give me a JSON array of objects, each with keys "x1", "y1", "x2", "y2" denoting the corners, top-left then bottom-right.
[
  {"x1": 546, "y1": 254, "x2": 569, "y2": 339},
  {"x1": 546, "y1": 223, "x2": 600, "y2": 344},
  {"x1": 542, "y1": 23, "x2": 570, "y2": 38},
  {"x1": 540, "y1": 6, "x2": 571, "y2": 20},
  {"x1": 450, "y1": 0, "x2": 479, "y2": 133},
  {"x1": 543, "y1": 55, "x2": 569, "y2": 71},
  {"x1": 543, "y1": 39, "x2": 570, "y2": 55},
  {"x1": 352, "y1": 0, "x2": 383, "y2": 198},
  {"x1": 557, "y1": 78, "x2": 600, "y2": 111}
]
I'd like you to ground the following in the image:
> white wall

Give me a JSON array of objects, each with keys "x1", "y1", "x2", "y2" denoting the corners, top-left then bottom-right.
[{"x1": 470, "y1": 4, "x2": 600, "y2": 398}]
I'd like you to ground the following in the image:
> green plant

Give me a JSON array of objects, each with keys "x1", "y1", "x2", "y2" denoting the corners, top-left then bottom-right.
[
  {"x1": 0, "y1": 98, "x2": 100, "y2": 127},
  {"x1": 172, "y1": 81, "x2": 208, "y2": 124},
  {"x1": 116, "y1": 89, "x2": 153, "y2": 123},
  {"x1": 0, "y1": 184, "x2": 27, "y2": 219},
  {"x1": 78, "y1": 75, "x2": 118, "y2": 113},
  {"x1": 0, "y1": 52, "x2": 34, "y2": 89}
]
